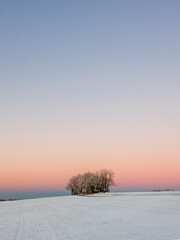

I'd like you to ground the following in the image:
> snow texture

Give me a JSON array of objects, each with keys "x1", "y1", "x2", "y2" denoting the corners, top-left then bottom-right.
[{"x1": 0, "y1": 192, "x2": 180, "y2": 240}]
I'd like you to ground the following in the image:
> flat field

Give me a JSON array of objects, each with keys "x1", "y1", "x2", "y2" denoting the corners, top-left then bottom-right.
[{"x1": 0, "y1": 192, "x2": 180, "y2": 240}]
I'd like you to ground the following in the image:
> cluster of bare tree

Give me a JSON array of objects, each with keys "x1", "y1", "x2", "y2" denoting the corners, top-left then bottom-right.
[{"x1": 66, "y1": 169, "x2": 115, "y2": 195}]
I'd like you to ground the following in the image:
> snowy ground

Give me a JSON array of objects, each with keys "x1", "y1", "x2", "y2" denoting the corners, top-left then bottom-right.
[{"x1": 0, "y1": 192, "x2": 180, "y2": 240}]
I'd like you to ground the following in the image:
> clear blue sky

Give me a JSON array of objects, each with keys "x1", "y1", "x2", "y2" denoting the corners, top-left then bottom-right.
[{"x1": 0, "y1": 0, "x2": 180, "y2": 191}]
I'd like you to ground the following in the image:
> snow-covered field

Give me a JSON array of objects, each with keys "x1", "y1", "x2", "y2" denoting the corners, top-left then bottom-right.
[{"x1": 0, "y1": 192, "x2": 180, "y2": 240}]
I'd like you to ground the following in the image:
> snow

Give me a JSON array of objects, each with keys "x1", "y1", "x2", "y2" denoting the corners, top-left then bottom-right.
[{"x1": 0, "y1": 191, "x2": 180, "y2": 240}]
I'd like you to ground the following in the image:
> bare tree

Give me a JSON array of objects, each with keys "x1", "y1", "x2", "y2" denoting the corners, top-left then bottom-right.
[
  {"x1": 97, "y1": 169, "x2": 115, "y2": 192},
  {"x1": 66, "y1": 174, "x2": 83, "y2": 195},
  {"x1": 82, "y1": 172, "x2": 98, "y2": 194}
]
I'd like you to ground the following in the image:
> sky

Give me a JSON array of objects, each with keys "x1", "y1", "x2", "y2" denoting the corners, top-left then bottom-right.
[{"x1": 0, "y1": 0, "x2": 180, "y2": 193}]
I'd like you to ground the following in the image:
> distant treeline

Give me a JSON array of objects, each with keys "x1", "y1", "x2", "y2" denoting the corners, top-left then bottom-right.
[
  {"x1": 66, "y1": 169, "x2": 115, "y2": 195},
  {"x1": 151, "y1": 189, "x2": 174, "y2": 192},
  {"x1": 0, "y1": 198, "x2": 17, "y2": 202}
]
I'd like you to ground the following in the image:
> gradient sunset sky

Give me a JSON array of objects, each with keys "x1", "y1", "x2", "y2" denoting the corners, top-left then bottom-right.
[{"x1": 0, "y1": 0, "x2": 180, "y2": 192}]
